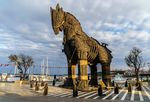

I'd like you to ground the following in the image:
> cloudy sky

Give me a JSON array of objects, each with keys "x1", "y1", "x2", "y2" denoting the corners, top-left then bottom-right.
[{"x1": 0, "y1": 0, "x2": 150, "y2": 74}]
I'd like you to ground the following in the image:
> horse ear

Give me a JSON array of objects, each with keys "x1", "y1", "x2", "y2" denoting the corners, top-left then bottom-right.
[
  {"x1": 50, "y1": 7, "x2": 53, "y2": 12},
  {"x1": 50, "y1": 7, "x2": 54, "y2": 15},
  {"x1": 56, "y1": 3, "x2": 60, "y2": 11}
]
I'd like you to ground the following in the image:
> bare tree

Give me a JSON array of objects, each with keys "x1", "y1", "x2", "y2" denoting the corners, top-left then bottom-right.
[
  {"x1": 8, "y1": 54, "x2": 34, "y2": 80},
  {"x1": 125, "y1": 47, "x2": 144, "y2": 85},
  {"x1": 8, "y1": 54, "x2": 23, "y2": 74},
  {"x1": 19, "y1": 54, "x2": 34, "y2": 80}
]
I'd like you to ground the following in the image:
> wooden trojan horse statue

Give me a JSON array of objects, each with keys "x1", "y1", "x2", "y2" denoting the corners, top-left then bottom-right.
[{"x1": 50, "y1": 4, "x2": 112, "y2": 91}]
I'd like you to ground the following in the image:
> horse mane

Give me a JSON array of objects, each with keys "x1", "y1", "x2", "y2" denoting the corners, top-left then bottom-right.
[{"x1": 65, "y1": 12, "x2": 81, "y2": 26}]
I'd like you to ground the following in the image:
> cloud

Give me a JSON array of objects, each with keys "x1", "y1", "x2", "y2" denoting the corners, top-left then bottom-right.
[{"x1": 0, "y1": 0, "x2": 150, "y2": 74}]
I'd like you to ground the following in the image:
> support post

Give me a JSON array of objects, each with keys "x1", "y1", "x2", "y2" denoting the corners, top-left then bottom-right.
[{"x1": 78, "y1": 59, "x2": 88, "y2": 90}]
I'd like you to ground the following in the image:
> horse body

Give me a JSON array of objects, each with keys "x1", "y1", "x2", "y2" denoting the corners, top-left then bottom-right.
[
  {"x1": 63, "y1": 12, "x2": 112, "y2": 64},
  {"x1": 51, "y1": 4, "x2": 112, "y2": 90}
]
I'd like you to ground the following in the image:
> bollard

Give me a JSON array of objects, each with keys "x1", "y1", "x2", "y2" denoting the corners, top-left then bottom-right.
[
  {"x1": 98, "y1": 84, "x2": 103, "y2": 96},
  {"x1": 125, "y1": 80, "x2": 128, "y2": 87},
  {"x1": 112, "y1": 80, "x2": 115, "y2": 87},
  {"x1": 114, "y1": 83, "x2": 119, "y2": 94},
  {"x1": 52, "y1": 80, "x2": 55, "y2": 86},
  {"x1": 35, "y1": 81, "x2": 37, "y2": 89},
  {"x1": 137, "y1": 83, "x2": 142, "y2": 91},
  {"x1": 30, "y1": 80, "x2": 33, "y2": 88},
  {"x1": 128, "y1": 83, "x2": 132, "y2": 93},
  {"x1": 41, "y1": 81, "x2": 45, "y2": 87},
  {"x1": 43, "y1": 83, "x2": 48, "y2": 96},
  {"x1": 35, "y1": 81, "x2": 39, "y2": 91},
  {"x1": 135, "y1": 82, "x2": 139, "y2": 86}
]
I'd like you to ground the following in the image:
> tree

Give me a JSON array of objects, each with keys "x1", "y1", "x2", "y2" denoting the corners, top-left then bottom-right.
[
  {"x1": 125, "y1": 47, "x2": 144, "y2": 85},
  {"x1": 8, "y1": 54, "x2": 34, "y2": 80},
  {"x1": 8, "y1": 54, "x2": 22, "y2": 74}
]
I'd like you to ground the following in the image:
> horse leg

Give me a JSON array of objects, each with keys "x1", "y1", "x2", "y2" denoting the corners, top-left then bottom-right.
[
  {"x1": 66, "y1": 63, "x2": 76, "y2": 86},
  {"x1": 77, "y1": 51, "x2": 88, "y2": 91},
  {"x1": 101, "y1": 64, "x2": 111, "y2": 87},
  {"x1": 89, "y1": 64, "x2": 98, "y2": 86},
  {"x1": 98, "y1": 45, "x2": 112, "y2": 87}
]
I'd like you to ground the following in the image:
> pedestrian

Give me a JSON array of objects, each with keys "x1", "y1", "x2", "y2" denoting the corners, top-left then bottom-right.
[
  {"x1": 53, "y1": 79, "x2": 55, "y2": 86},
  {"x1": 125, "y1": 79, "x2": 128, "y2": 87}
]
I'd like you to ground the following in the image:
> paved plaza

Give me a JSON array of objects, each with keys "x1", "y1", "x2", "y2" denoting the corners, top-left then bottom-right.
[{"x1": 0, "y1": 82, "x2": 150, "y2": 102}]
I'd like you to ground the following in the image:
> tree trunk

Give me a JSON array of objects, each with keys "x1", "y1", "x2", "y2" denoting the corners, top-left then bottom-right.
[
  {"x1": 23, "y1": 68, "x2": 27, "y2": 80},
  {"x1": 20, "y1": 73, "x2": 23, "y2": 80},
  {"x1": 135, "y1": 70, "x2": 139, "y2": 86}
]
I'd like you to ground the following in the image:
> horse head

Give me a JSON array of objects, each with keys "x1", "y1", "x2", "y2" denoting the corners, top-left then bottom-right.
[{"x1": 50, "y1": 4, "x2": 65, "y2": 35}]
